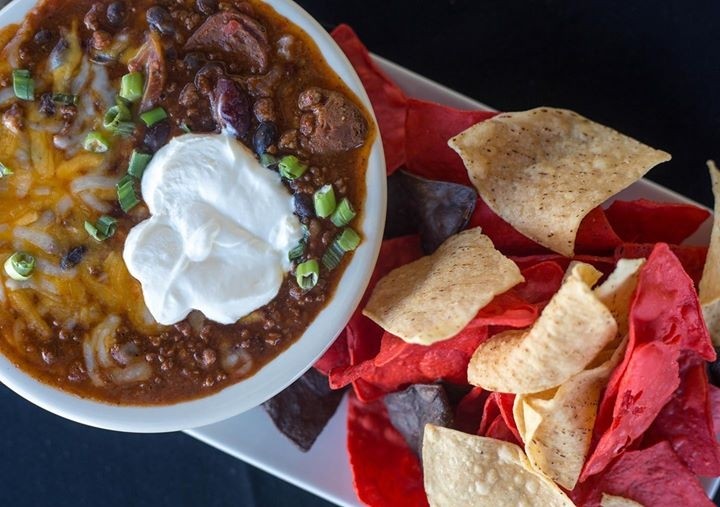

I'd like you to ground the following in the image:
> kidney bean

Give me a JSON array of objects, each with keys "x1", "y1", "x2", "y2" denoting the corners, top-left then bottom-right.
[{"x1": 252, "y1": 121, "x2": 278, "y2": 155}]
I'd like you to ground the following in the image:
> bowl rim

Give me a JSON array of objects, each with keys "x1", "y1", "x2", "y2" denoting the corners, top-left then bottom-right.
[{"x1": 0, "y1": 0, "x2": 387, "y2": 432}]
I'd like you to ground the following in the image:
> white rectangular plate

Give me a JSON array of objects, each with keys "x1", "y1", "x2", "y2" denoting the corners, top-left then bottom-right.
[{"x1": 187, "y1": 57, "x2": 719, "y2": 506}]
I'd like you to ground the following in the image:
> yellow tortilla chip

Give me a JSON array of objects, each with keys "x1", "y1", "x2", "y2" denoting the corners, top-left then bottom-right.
[
  {"x1": 700, "y1": 161, "x2": 720, "y2": 346},
  {"x1": 514, "y1": 337, "x2": 627, "y2": 489},
  {"x1": 601, "y1": 493, "x2": 644, "y2": 507},
  {"x1": 422, "y1": 425, "x2": 574, "y2": 507},
  {"x1": 363, "y1": 228, "x2": 524, "y2": 345},
  {"x1": 449, "y1": 107, "x2": 670, "y2": 256},
  {"x1": 594, "y1": 258, "x2": 645, "y2": 336},
  {"x1": 468, "y1": 262, "x2": 617, "y2": 393}
]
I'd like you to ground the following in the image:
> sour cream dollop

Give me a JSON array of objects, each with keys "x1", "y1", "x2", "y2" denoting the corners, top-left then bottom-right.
[{"x1": 123, "y1": 134, "x2": 303, "y2": 325}]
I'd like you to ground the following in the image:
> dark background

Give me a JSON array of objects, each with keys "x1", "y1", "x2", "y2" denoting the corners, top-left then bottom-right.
[{"x1": 2, "y1": 1, "x2": 719, "y2": 506}]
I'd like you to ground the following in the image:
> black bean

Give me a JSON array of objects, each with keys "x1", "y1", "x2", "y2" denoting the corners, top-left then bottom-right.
[
  {"x1": 196, "y1": 0, "x2": 218, "y2": 15},
  {"x1": 252, "y1": 121, "x2": 278, "y2": 155},
  {"x1": 143, "y1": 120, "x2": 171, "y2": 153},
  {"x1": 183, "y1": 52, "x2": 206, "y2": 72},
  {"x1": 60, "y1": 246, "x2": 86, "y2": 270},
  {"x1": 33, "y1": 29, "x2": 54, "y2": 47},
  {"x1": 38, "y1": 93, "x2": 56, "y2": 117},
  {"x1": 213, "y1": 78, "x2": 251, "y2": 139},
  {"x1": 106, "y1": 1, "x2": 127, "y2": 27},
  {"x1": 146, "y1": 6, "x2": 175, "y2": 36},
  {"x1": 293, "y1": 193, "x2": 314, "y2": 220}
]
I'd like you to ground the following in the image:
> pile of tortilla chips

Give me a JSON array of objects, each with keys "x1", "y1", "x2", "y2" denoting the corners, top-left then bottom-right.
[{"x1": 263, "y1": 25, "x2": 720, "y2": 507}]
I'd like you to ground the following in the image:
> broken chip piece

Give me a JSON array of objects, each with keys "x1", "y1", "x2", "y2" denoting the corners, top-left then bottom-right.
[
  {"x1": 422, "y1": 425, "x2": 574, "y2": 507},
  {"x1": 468, "y1": 262, "x2": 617, "y2": 393},
  {"x1": 262, "y1": 368, "x2": 345, "y2": 452},
  {"x1": 699, "y1": 160, "x2": 720, "y2": 346},
  {"x1": 448, "y1": 107, "x2": 670, "y2": 256},
  {"x1": 386, "y1": 170, "x2": 477, "y2": 253},
  {"x1": 384, "y1": 384, "x2": 453, "y2": 457},
  {"x1": 363, "y1": 228, "x2": 524, "y2": 345}
]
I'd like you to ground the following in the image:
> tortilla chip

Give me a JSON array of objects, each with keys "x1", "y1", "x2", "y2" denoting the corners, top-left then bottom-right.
[
  {"x1": 700, "y1": 161, "x2": 720, "y2": 346},
  {"x1": 616, "y1": 242, "x2": 708, "y2": 287},
  {"x1": 422, "y1": 425, "x2": 574, "y2": 507},
  {"x1": 514, "y1": 338, "x2": 626, "y2": 489},
  {"x1": 454, "y1": 386, "x2": 488, "y2": 434},
  {"x1": 594, "y1": 258, "x2": 645, "y2": 335},
  {"x1": 468, "y1": 262, "x2": 617, "y2": 393},
  {"x1": 384, "y1": 384, "x2": 453, "y2": 457},
  {"x1": 600, "y1": 494, "x2": 644, "y2": 507},
  {"x1": 262, "y1": 368, "x2": 345, "y2": 452},
  {"x1": 605, "y1": 198, "x2": 709, "y2": 245},
  {"x1": 363, "y1": 228, "x2": 524, "y2": 345},
  {"x1": 449, "y1": 107, "x2": 670, "y2": 256},
  {"x1": 386, "y1": 170, "x2": 477, "y2": 253}
]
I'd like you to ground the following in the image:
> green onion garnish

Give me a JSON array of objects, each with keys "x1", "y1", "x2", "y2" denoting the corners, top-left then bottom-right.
[
  {"x1": 114, "y1": 121, "x2": 136, "y2": 137},
  {"x1": 140, "y1": 107, "x2": 167, "y2": 127},
  {"x1": 179, "y1": 122, "x2": 192, "y2": 133},
  {"x1": 119, "y1": 72, "x2": 144, "y2": 103},
  {"x1": 330, "y1": 198, "x2": 356, "y2": 227},
  {"x1": 314, "y1": 184, "x2": 336, "y2": 218},
  {"x1": 322, "y1": 228, "x2": 361, "y2": 270},
  {"x1": 0, "y1": 162, "x2": 13, "y2": 177},
  {"x1": 103, "y1": 103, "x2": 132, "y2": 131},
  {"x1": 288, "y1": 240, "x2": 306, "y2": 262},
  {"x1": 321, "y1": 241, "x2": 344, "y2": 270},
  {"x1": 52, "y1": 93, "x2": 79, "y2": 105},
  {"x1": 336, "y1": 228, "x2": 361, "y2": 252},
  {"x1": 128, "y1": 150, "x2": 152, "y2": 179},
  {"x1": 295, "y1": 259, "x2": 319, "y2": 290},
  {"x1": 83, "y1": 132, "x2": 110, "y2": 153},
  {"x1": 12, "y1": 69, "x2": 34, "y2": 101},
  {"x1": 117, "y1": 174, "x2": 140, "y2": 212},
  {"x1": 4, "y1": 251, "x2": 35, "y2": 280},
  {"x1": 260, "y1": 153, "x2": 279, "y2": 169},
  {"x1": 84, "y1": 215, "x2": 118, "y2": 242},
  {"x1": 278, "y1": 155, "x2": 307, "y2": 179}
]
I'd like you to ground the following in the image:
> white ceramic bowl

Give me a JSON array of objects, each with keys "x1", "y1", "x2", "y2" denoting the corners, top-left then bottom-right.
[{"x1": 0, "y1": 0, "x2": 386, "y2": 432}]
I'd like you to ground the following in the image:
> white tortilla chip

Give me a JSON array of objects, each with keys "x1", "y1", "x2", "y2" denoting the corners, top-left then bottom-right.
[
  {"x1": 514, "y1": 337, "x2": 627, "y2": 489},
  {"x1": 468, "y1": 262, "x2": 617, "y2": 393},
  {"x1": 601, "y1": 493, "x2": 644, "y2": 507},
  {"x1": 363, "y1": 228, "x2": 524, "y2": 345},
  {"x1": 449, "y1": 107, "x2": 670, "y2": 256},
  {"x1": 594, "y1": 258, "x2": 645, "y2": 336},
  {"x1": 422, "y1": 425, "x2": 574, "y2": 507},
  {"x1": 699, "y1": 161, "x2": 720, "y2": 346}
]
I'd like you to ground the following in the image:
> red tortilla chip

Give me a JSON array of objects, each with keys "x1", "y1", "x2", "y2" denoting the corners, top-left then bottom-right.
[
  {"x1": 615, "y1": 242, "x2": 708, "y2": 287},
  {"x1": 454, "y1": 387, "x2": 488, "y2": 434},
  {"x1": 331, "y1": 25, "x2": 408, "y2": 173},
  {"x1": 478, "y1": 393, "x2": 522, "y2": 446},
  {"x1": 571, "y1": 442, "x2": 713, "y2": 507},
  {"x1": 314, "y1": 329, "x2": 349, "y2": 375},
  {"x1": 574, "y1": 207, "x2": 623, "y2": 254},
  {"x1": 606, "y1": 199, "x2": 710, "y2": 245},
  {"x1": 405, "y1": 99, "x2": 497, "y2": 185},
  {"x1": 711, "y1": 385, "x2": 720, "y2": 438},
  {"x1": 347, "y1": 394, "x2": 428, "y2": 507},
  {"x1": 644, "y1": 356, "x2": 720, "y2": 476},
  {"x1": 514, "y1": 261, "x2": 566, "y2": 304},
  {"x1": 582, "y1": 243, "x2": 715, "y2": 480}
]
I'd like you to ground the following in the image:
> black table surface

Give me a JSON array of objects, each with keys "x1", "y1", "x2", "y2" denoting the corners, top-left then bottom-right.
[{"x1": 2, "y1": 1, "x2": 719, "y2": 506}]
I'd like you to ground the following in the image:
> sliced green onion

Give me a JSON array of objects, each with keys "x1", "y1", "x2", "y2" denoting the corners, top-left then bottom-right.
[
  {"x1": 330, "y1": 198, "x2": 356, "y2": 227},
  {"x1": 321, "y1": 241, "x2": 344, "y2": 270},
  {"x1": 4, "y1": 251, "x2": 35, "y2": 280},
  {"x1": 288, "y1": 240, "x2": 306, "y2": 262},
  {"x1": 295, "y1": 259, "x2": 319, "y2": 290},
  {"x1": 113, "y1": 121, "x2": 136, "y2": 137},
  {"x1": 0, "y1": 162, "x2": 13, "y2": 177},
  {"x1": 336, "y1": 228, "x2": 361, "y2": 252},
  {"x1": 52, "y1": 93, "x2": 78, "y2": 105},
  {"x1": 140, "y1": 107, "x2": 167, "y2": 127},
  {"x1": 84, "y1": 215, "x2": 118, "y2": 242},
  {"x1": 83, "y1": 132, "x2": 110, "y2": 153},
  {"x1": 119, "y1": 72, "x2": 144, "y2": 103},
  {"x1": 260, "y1": 153, "x2": 279, "y2": 169},
  {"x1": 103, "y1": 103, "x2": 132, "y2": 130},
  {"x1": 12, "y1": 69, "x2": 34, "y2": 101},
  {"x1": 179, "y1": 122, "x2": 192, "y2": 134},
  {"x1": 278, "y1": 155, "x2": 307, "y2": 180},
  {"x1": 313, "y1": 184, "x2": 336, "y2": 218},
  {"x1": 128, "y1": 151, "x2": 152, "y2": 179},
  {"x1": 117, "y1": 174, "x2": 140, "y2": 212}
]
